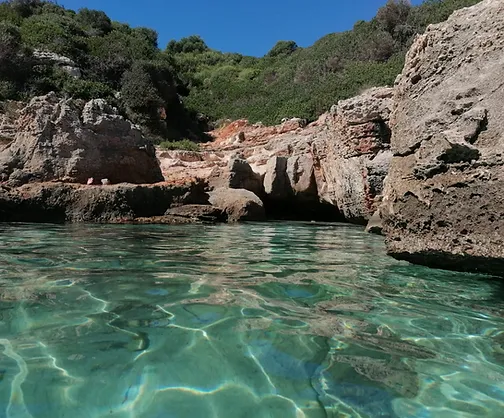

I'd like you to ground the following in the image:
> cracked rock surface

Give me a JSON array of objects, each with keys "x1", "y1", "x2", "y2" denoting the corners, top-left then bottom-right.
[{"x1": 380, "y1": 0, "x2": 504, "y2": 276}]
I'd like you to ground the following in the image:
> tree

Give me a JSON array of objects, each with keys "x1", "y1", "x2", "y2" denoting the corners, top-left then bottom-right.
[
  {"x1": 20, "y1": 13, "x2": 87, "y2": 58},
  {"x1": 133, "y1": 27, "x2": 158, "y2": 49},
  {"x1": 166, "y1": 35, "x2": 209, "y2": 54},
  {"x1": 76, "y1": 8, "x2": 112, "y2": 36},
  {"x1": 266, "y1": 40, "x2": 298, "y2": 58},
  {"x1": 376, "y1": 0, "x2": 411, "y2": 36},
  {"x1": 8, "y1": 0, "x2": 42, "y2": 18},
  {"x1": 0, "y1": 21, "x2": 32, "y2": 98}
]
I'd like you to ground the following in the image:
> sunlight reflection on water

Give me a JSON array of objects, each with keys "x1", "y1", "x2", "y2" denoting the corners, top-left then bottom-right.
[{"x1": 0, "y1": 222, "x2": 502, "y2": 417}]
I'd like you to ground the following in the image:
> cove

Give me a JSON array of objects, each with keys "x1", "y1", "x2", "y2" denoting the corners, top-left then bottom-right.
[{"x1": 0, "y1": 222, "x2": 503, "y2": 418}]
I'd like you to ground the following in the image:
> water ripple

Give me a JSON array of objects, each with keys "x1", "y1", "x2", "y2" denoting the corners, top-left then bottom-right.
[{"x1": 0, "y1": 222, "x2": 503, "y2": 417}]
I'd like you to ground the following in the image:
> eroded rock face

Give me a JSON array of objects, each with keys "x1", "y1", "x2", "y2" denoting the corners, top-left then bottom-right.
[
  {"x1": 0, "y1": 93, "x2": 163, "y2": 185},
  {"x1": 264, "y1": 156, "x2": 290, "y2": 199},
  {"x1": 314, "y1": 87, "x2": 394, "y2": 223},
  {"x1": 381, "y1": 0, "x2": 504, "y2": 276},
  {"x1": 157, "y1": 87, "x2": 394, "y2": 223},
  {"x1": 33, "y1": 50, "x2": 82, "y2": 78}
]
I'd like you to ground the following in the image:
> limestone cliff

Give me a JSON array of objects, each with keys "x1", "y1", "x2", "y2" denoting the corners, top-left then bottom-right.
[
  {"x1": 380, "y1": 0, "x2": 504, "y2": 276},
  {"x1": 158, "y1": 87, "x2": 394, "y2": 224}
]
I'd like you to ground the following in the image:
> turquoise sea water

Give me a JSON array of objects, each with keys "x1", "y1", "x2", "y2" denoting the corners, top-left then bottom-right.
[{"x1": 0, "y1": 222, "x2": 503, "y2": 418}]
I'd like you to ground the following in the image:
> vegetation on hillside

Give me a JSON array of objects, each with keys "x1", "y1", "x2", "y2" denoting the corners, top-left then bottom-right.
[
  {"x1": 0, "y1": 0, "x2": 483, "y2": 137},
  {"x1": 172, "y1": 0, "x2": 482, "y2": 125},
  {"x1": 0, "y1": 0, "x2": 207, "y2": 141}
]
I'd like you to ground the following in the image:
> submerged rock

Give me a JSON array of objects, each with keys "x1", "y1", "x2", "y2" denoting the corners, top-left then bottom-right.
[
  {"x1": 164, "y1": 204, "x2": 227, "y2": 223},
  {"x1": 380, "y1": 0, "x2": 504, "y2": 276}
]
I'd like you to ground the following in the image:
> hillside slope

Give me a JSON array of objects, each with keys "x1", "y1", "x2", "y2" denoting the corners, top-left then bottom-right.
[
  {"x1": 0, "y1": 0, "x2": 482, "y2": 137},
  {"x1": 175, "y1": 0, "x2": 482, "y2": 125}
]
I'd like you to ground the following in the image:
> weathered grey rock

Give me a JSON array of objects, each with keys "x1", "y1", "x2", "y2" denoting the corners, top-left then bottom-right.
[
  {"x1": 208, "y1": 188, "x2": 265, "y2": 222},
  {"x1": 0, "y1": 93, "x2": 163, "y2": 185},
  {"x1": 286, "y1": 154, "x2": 317, "y2": 198},
  {"x1": 365, "y1": 210, "x2": 383, "y2": 235},
  {"x1": 0, "y1": 101, "x2": 23, "y2": 145},
  {"x1": 33, "y1": 50, "x2": 82, "y2": 78},
  {"x1": 381, "y1": 0, "x2": 504, "y2": 276},
  {"x1": 313, "y1": 87, "x2": 394, "y2": 223},
  {"x1": 264, "y1": 156, "x2": 291, "y2": 199},
  {"x1": 367, "y1": 150, "x2": 393, "y2": 199},
  {"x1": 209, "y1": 157, "x2": 264, "y2": 197}
]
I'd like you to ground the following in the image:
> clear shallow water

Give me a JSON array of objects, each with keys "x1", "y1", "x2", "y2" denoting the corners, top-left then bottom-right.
[{"x1": 0, "y1": 223, "x2": 503, "y2": 418}]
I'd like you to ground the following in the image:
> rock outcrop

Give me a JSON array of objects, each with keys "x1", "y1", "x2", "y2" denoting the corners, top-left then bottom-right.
[
  {"x1": 157, "y1": 88, "x2": 394, "y2": 223},
  {"x1": 0, "y1": 93, "x2": 163, "y2": 185},
  {"x1": 380, "y1": 0, "x2": 504, "y2": 276},
  {"x1": 313, "y1": 88, "x2": 394, "y2": 223},
  {"x1": 209, "y1": 157, "x2": 264, "y2": 198},
  {"x1": 0, "y1": 181, "x2": 209, "y2": 223},
  {"x1": 33, "y1": 50, "x2": 82, "y2": 78}
]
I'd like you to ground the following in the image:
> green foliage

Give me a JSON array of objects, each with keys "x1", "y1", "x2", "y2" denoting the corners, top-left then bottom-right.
[
  {"x1": 172, "y1": 0, "x2": 481, "y2": 125},
  {"x1": 0, "y1": 0, "x2": 485, "y2": 137},
  {"x1": 166, "y1": 35, "x2": 209, "y2": 54},
  {"x1": 20, "y1": 12, "x2": 86, "y2": 58},
  {"x1": 75, "y1": 8, "x2": 112, "y2": 36},
  {"x1": 376, "y1": 0, "x2": 411, "y2": 35},
  {"x1": 158, "y1": 139, "x2": 200, "y2": 151},
  {"x1": 266, "y1": 40, "x2": 298, "y2": 58},
  {"x1": 121, "y1": 60, "x2": 199, "y2": 140},
  {"x1": 0, "y1": 21, "x2": 32, "y2": 98},
  {"x1": 62, "y1": 77, "x2": 114, "y2": 100}
]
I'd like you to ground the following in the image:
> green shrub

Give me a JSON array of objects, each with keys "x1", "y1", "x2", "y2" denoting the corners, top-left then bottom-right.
[
  {"x1": 159, "y1": 139, "x2": 200, "y2": 152},
  {"x1": 266, "y1": 40, "x2": 298, "y2": 58},
  {"x1": 166, "y1": 35, "x2": 209, "y2": 54},
  {"x1": 62, "y1": 77, "x2": 114, "y2": 100},
  {"x1": 20, "y1": 12, "x2": 86, "y2": 58},
  {"x1": 76, "y1": 8, "x2": 112, "y2": 36}
]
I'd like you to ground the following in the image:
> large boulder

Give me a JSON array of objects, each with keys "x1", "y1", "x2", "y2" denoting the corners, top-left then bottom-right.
[
  {"x1": 286, "y1": 154, "x2": 317, "y2": 199},
  {"x1": 0, "y1": 93, "x2": 163, "y2": 185},
  {"x1": 380, "y1": 0, "x2": 504, "y2": 276},
  {"x1": 208, "y1": 188, "x2": 265, "y2": 222}
]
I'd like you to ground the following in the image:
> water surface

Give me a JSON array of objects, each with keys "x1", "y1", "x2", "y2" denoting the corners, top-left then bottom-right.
[{"x1": 0, "y1": 222, "x2": 503, "y2": 418}]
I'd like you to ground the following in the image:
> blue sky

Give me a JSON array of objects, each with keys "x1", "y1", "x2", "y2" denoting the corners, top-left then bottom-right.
[{"x1": 59, "y1": 0, "x2": 423, "y2": 56}]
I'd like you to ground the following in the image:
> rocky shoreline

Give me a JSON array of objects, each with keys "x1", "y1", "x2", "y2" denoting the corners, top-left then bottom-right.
[{"x1": 0, "y1": 0, "x2": 502, "y2": 277}]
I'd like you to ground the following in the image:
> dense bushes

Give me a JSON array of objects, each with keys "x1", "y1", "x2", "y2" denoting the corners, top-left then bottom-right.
[
  {"x1": 0, "y1": 0, "x2": 483, "y2": 134},
  {"x1": 266, "y1": 41, "x2": 298, "y2": 58},
  {"x1": 174, "y1": 0, "x2": 482, "y2": 125},
  {"x1": 0, "y1": 0, "x2": 208, "y2": 141}
]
